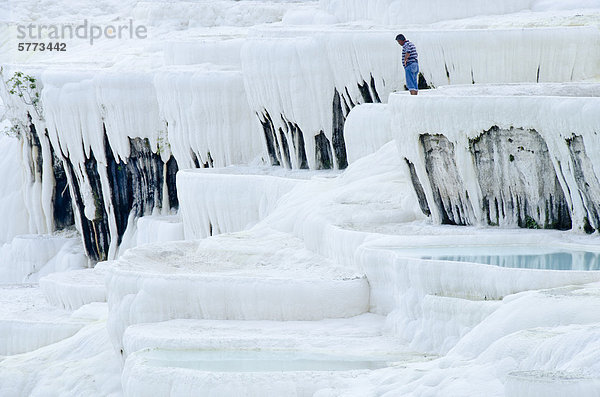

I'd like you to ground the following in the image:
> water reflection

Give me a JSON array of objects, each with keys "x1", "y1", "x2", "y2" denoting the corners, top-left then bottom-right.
[{"x1": 416, "y1": 247, "x2": 600, "y2": 271}]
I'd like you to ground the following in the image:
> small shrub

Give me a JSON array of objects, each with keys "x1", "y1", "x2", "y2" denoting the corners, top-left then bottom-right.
[{"x1": 1, "y1": 67, "x2": 44, "y2": 120}]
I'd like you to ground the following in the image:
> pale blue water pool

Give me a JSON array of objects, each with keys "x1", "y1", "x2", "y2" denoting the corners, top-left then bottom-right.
[
  {"x1": 144, "y1": 350, "x2": 393, "y2": 372},
  {"x1": 402, "y1": 246, "x2": 600, "y2": 271}
]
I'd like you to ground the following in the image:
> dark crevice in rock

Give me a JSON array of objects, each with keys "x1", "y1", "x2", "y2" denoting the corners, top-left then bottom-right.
[
  {"x1": 289, "y1": 122, "x2": 309, "y2": 169},
  {"x1": 25, "y1": 115, "x2": 43, "y2": 180},
  {"x1": 435, "y1": 187, "x2": 454, "y2": 225},
  {"x1": 420, "y1": 134, "x2": 474, "y2": 225},
  {"x1": 404, "y1": 74, "x2": 433, "y2": 91},
  {"x1": 268, "y1": 114, "x2": 282, "y2": 166},
  {"x1": 332, "y1": 89, "x2": 348, "y2": 170},
  {"x1": 256, "y1": 79, "x2": 384, "y2": 170},
  {"x1": 418, "y1": 73, "x2": 432, "y2": 90},
  {"x1": 196, "y1": 152, "x2": 214, "y2": 169},
  {"x1": 190, "y1": 151, "x2": 201, "y2": 169},
  {"x1": 315, "y1": 131, "x2": 333, "y2": 170},
  {"x1": 83, "y1": 150, "x2": 111, "y2": 261},
  {"x1": 341, "y1": 95, "x2": 351, "y2": 115},
  {"x1": 256, "y1": 77, "x2": 386, "y2": 170},
  {"x1": 278, "y1": 127, "x2": 292, "y2": 168},
  {"x1": 344, "y1": 87, "x2": 355, "y2": 108},
  {"x1": 259, "y1": 111, "x2": 281, "y2": 166},
  {"x1": 126, "y1": 137, "x2": 164, "y2": 216},
  {"x1": 49, "y1": 136, "x2": 74, "y2": 230},
  {"x1": 203, "y1": 152, "x2": 214, "y2": 168},
  {"x1": 106, "y1": 132, "x2": 169, "y2": 247},
  {"x1": 557, "y1": 160, "x2": 572, "y2": 200},
  {"x1": 27, "y1": 118, "x2": 74, "y2": 231},
  {"x1": 63, "y1": 159, "x2": 99, "y2": 261},
  {"x1": 405, "y1": 158, "x2": 431, "y2": 217},
  {"x1": 567, "y1": 135, "x2": 600, "y2": 233},
  {"x1": 369, "y1": 75, "x2": 382, "y2": 103},
  {"x1": 105, "y1": 132, "x2": 129, "y2": 245},
  {"x1": 358, "y1": 81, "x2": 373, "y2": 103},
  {"x1": 470, "y1": 126, "x2": 571, "y2": 230},
  {"x1": 166, "y1": 156, "x2": 179, "y2": 209}
]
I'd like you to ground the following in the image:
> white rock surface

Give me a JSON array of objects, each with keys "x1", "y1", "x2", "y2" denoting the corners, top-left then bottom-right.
[
  {"x1": 0, "y1": 234, "x2": 88, "y2": 285},
  {"x1": 40, "y1": 268, "x2": 106, "y2": 310},
  {"x1": 177, "y1": 167, "x2": 327, "y2": 239},
  {"x1": 0, "y1": 285, "x2": 89, "y2": 355},
  {"x1": 390, "y1": 83, "x2": 600, "y2": 230},
  {"x1": 0, "y1": 318, "x2": 122, "y2": 397},
  {"x1": 1, "y1": 1, "x2": 600, "y2": 397},
  {"x1": 122, "y1": 314, "x2": 406, "y2": 358},
  {"x1": 106, "y1": 228, "x2": 369, "y2": 352}
]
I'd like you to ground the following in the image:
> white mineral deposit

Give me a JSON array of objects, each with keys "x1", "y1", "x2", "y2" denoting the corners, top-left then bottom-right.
[{"x1": 1, "y1": 0, "x2": 600, "y2": 396}]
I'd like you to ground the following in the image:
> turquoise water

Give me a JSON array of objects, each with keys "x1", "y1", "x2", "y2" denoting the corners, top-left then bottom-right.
[
  {"x1": 406, "y1": 246, "x2": 600, "y2": 271},
  {"x1": 144, "y1": 350, "x2": 392, "y2": 372}
]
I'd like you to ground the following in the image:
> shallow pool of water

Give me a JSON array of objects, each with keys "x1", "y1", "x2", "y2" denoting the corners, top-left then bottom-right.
[
  {"x1": 400, "y1": 246, "x2": 600, "y2": 271},
  {"x1": 144, "y1": 350, "x2": 393, "y2": 372}
]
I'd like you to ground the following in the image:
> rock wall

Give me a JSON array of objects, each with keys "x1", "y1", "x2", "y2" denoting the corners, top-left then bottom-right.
[
  {"x1": 567, "y1": 135, "x2": 600, "y2": 233},
  {"x1": 390, "y1": 86, "x2": 600, "y2": 232},
  {"x1": 420, "y1": 134, "x2": 474, "y2": 225},
  {"x1": 471, "y1": 127, "x2": 571, "y2": 229},
  {"x1": 245, "y1": 26, "x2": 600, "y2": 170},
  {"x1": 1, "y1": 66, "x2": 261, "y2": 262}
]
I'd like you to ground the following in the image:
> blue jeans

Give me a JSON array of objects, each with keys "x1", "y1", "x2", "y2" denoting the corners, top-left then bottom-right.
[{"x1": 405, "y1": 62, "x2": 419, "y2": 91}]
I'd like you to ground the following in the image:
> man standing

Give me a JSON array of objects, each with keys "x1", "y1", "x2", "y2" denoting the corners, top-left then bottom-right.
[{"x1": 396, "y1": 34, "x2": 419, "y2": 95}]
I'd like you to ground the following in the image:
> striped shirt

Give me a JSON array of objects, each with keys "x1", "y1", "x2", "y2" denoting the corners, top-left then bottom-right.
[{"x1": 402, "y1": 40, "x2": 418, "y2": 66}]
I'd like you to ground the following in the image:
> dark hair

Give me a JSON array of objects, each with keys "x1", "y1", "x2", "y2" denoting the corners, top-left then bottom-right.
[{"x1": 396, "y1": 34, "x2": 406, "y2": 41}]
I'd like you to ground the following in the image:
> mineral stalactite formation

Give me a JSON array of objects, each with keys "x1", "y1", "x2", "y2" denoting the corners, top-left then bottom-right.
[
  {"x1": 391, "y1": 86, "x2": 600, "y2": 233},
  {"x1": 471, "y1": 126, "x2": 571, "y2": 230},
  {"x1": 1, "y1": 0, "x2": 600, "y2": 396}
]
